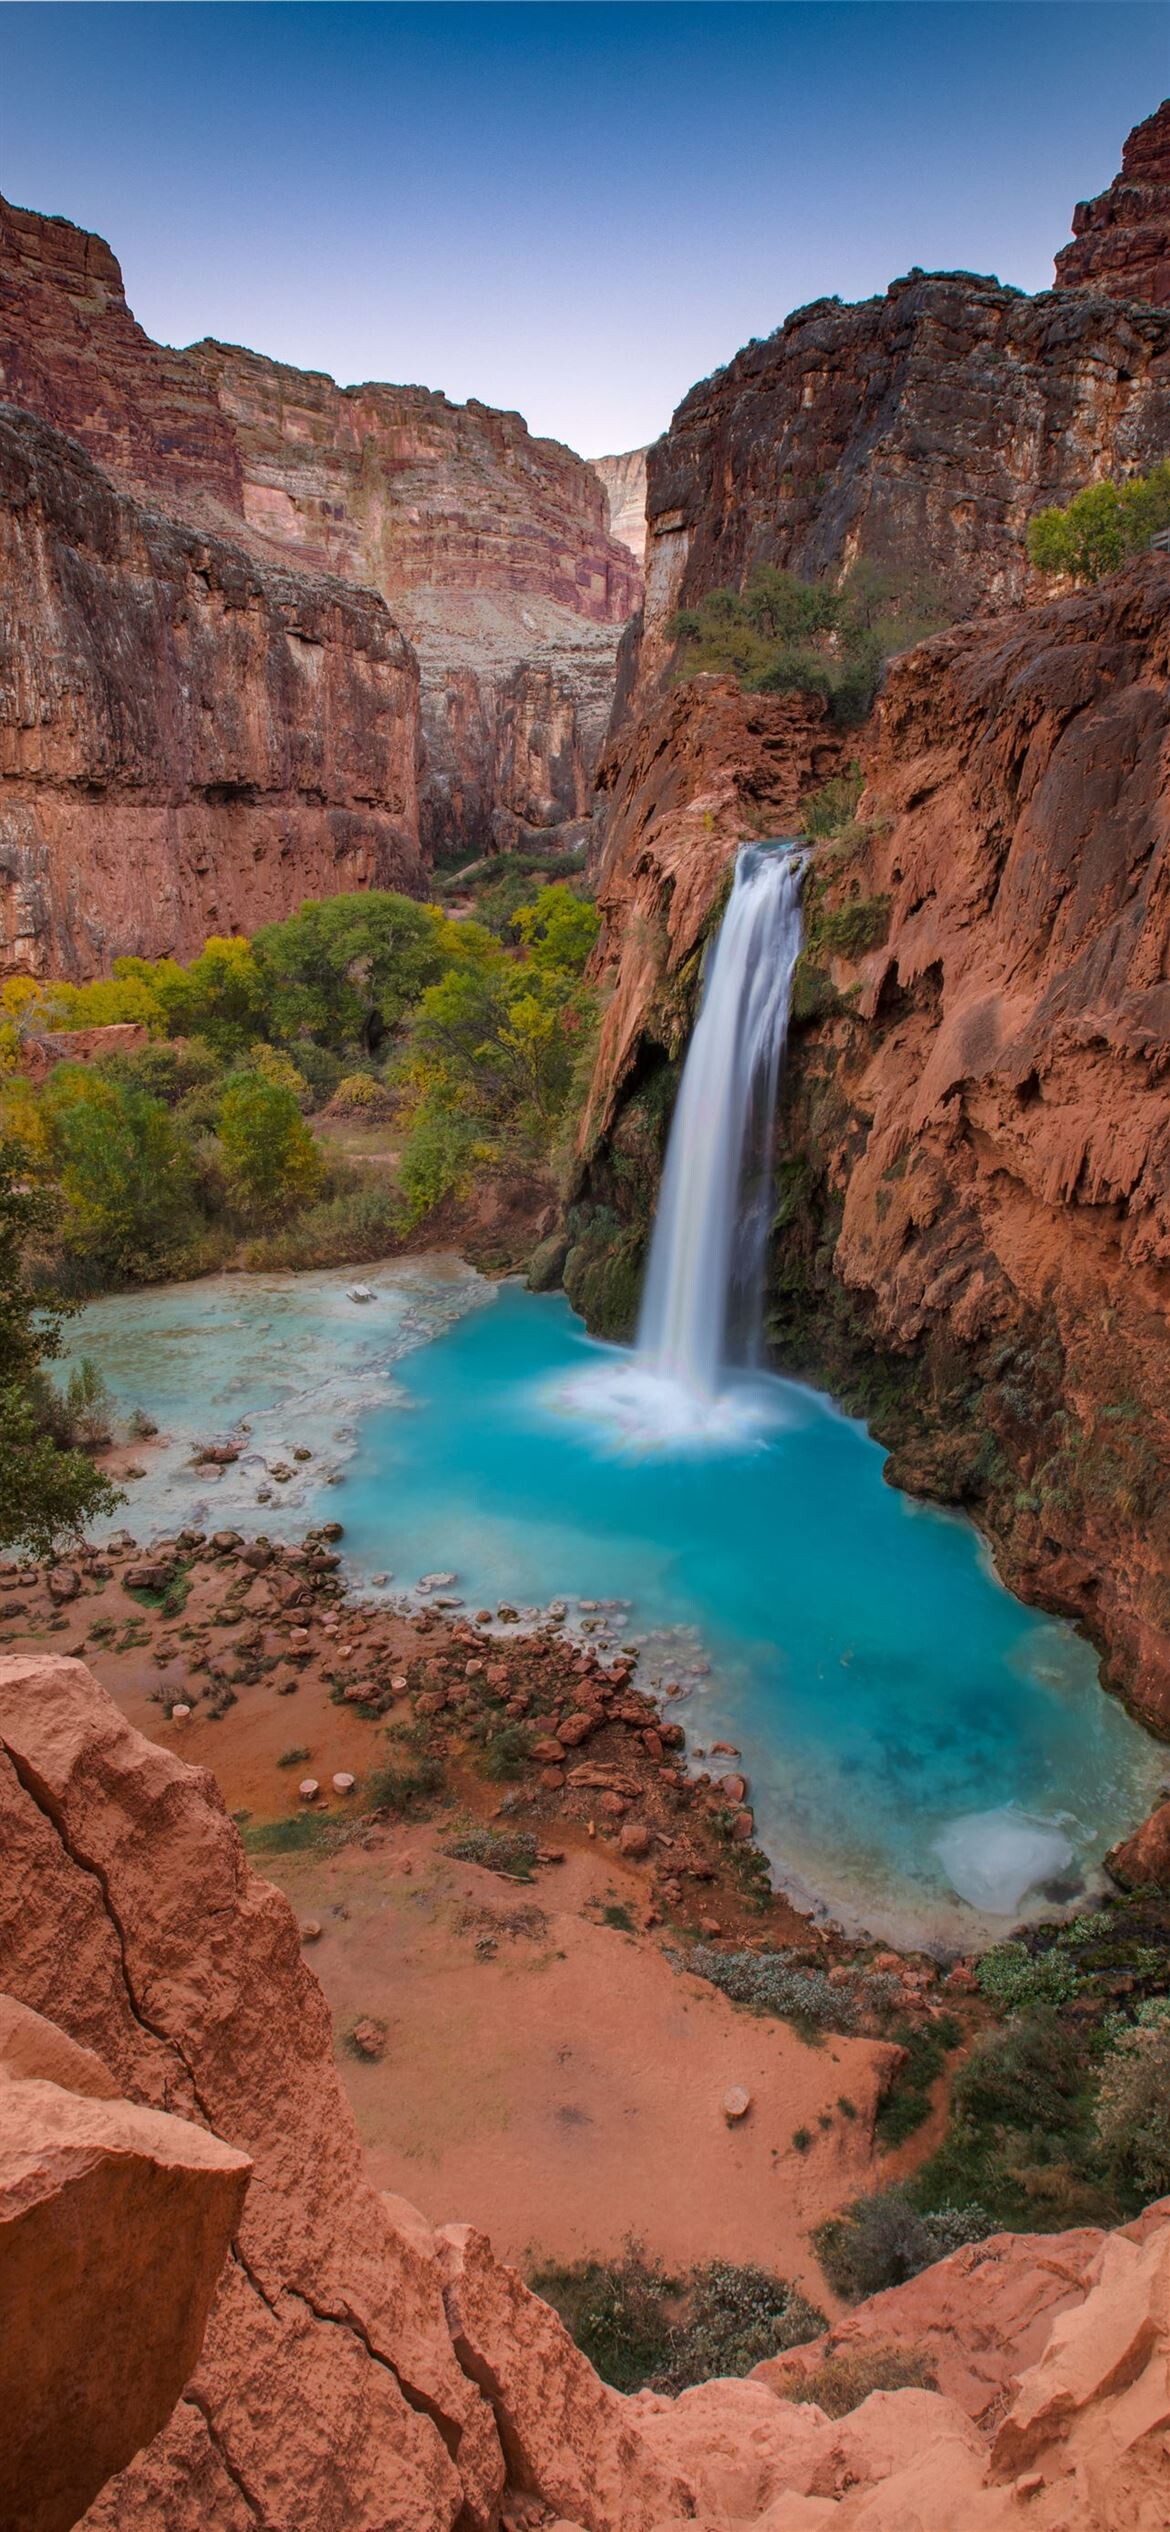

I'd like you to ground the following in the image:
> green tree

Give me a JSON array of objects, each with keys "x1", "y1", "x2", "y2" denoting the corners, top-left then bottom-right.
[
  {"x1": 0, "y1": 1140, "x2": 122, "y2": 1556},
  {"x1": 114, "y1": 939, "x2": 270, "y2": 1054},
  {"x1": 1027, "y1": 461, "x2": 1170, "y2": 584},
  {"x1": 253, "y1": 893, "x2": 450, "y2": 1048},
  {"x1": 44, "y1": 1070, "x2": 200, "y2": 1281},
  {"x1": 217, "y1": 1077, "x2": 324, "y2": 1224},
  {"x1": 512, "y1": 884, "x2": 600, "y2": 977}
]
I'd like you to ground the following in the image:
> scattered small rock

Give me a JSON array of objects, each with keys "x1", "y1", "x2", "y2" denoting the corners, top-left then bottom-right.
[
  {"x1": 298, "y1": 1778, "x2": 320, "y2": 1803},
  {"x1": 300, "y1": 1920, "x2": 323, "y2": 1943},
  {"x1": 722, "y1": 2085, "x2": 751, "y2": 2124}
]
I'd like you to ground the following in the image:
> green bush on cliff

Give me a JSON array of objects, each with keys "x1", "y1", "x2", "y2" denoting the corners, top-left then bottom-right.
[
  {"x1": 1027, "y1": 460, "x2": 1170, "y2": 584},
  {"x1": 668, "y1": 563, "x2": 953, "y2": 726}
]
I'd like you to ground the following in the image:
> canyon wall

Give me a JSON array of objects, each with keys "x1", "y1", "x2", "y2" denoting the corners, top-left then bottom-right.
[
  {"x1": 0, "y1": 406, "x2": 423, "y2": 976},
  {"x1": 0, "y1": 194, "x2": 642, "y2": 881},
  {"x1": 4, "y1": 1649, "x2": 1169, "y2": 2532},
  {"x1": 1055, "y1": 97, "x2": 1170, "y2": 307},
  {"x1": 636, "y1": 270, "x2": 1170, "y2": 687},
  {"x1": 591, "y1": 447, "x2": 650, "y2": 564},
  {"x1": 576, "y1": 551, "x2": 1170, "y2": 1740}
]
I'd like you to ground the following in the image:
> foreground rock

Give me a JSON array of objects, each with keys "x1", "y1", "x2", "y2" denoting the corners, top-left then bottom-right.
[
  {"x1": 2, "y1": 1651, "x2": 1169, "y2": 2530},
  {"x1": 0, "y1": 1999, "x2": 250, "y2": 2532}
]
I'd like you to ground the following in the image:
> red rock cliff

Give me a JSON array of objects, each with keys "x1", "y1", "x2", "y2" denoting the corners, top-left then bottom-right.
[
  {"x1": 0, "y1": 406, "x2": 423, "y2": 977},
  {"x1": 3, "y1": 1649, "x2": 1169, "y2": 2531},
  {"x1": 0, "y1": 195, "x2": 642, "y2": 869},
  {"x1": 1055, "y1": 97, "x2": 1170, "y2": 307},
  {"x1": 638, "y1": 269, "x2": 1170, "y2": 687}
]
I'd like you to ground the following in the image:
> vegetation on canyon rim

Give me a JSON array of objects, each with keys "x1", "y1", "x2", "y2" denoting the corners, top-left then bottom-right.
[
  {"x1": 0, "y1": 877, "x2": 598, "y2": 1300},
  {"x1": 667, "y1": 561, "x2": 955, "y2": 725}
]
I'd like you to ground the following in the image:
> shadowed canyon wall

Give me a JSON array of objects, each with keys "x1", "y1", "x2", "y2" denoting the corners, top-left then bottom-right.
[
  {"x1": 4, "y1": 1649, "x2": 1170, "y2": 2532},
  {"x1": 0, "y1": 192, "x2": 642, "y2": 899},
  {"x1": 0, "y1": 406, "x2": 423, "y2": 977}
]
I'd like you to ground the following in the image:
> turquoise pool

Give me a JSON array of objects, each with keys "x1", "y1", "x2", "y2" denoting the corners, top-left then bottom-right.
[{"x1": 68, "y1": 1265, "x2": 1164, "y2": 1945}]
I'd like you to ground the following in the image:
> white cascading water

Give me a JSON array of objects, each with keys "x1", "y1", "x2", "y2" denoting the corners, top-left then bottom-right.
[
  {"x1": 636, "y1": 842, "x2": 805, "y2": 1395},
  {"x1": 550, "y1": 840, "x2": 805, "y2": 1451}
]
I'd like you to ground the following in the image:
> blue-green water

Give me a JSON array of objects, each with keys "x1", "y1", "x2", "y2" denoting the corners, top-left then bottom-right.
[{"x1": 69, "y1": 1266, "x2": 1163, "y2": 1944}]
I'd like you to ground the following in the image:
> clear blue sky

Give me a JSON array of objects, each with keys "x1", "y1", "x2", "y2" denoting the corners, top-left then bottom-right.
[{"x1": 2, "y1": 4, "x2": 1167, "y2": 456}]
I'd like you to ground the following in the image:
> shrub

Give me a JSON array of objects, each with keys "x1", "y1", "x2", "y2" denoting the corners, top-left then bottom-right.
[
  {"x1": 328, "y1": 1069, "x2": 391, "y2": 1113},
  {"x1": 660, "y1": 2262, "x2": 825, "y2": 2391},
  {"x1": 975, "y1": 1940, "x2": 1079, "y2": 2014},
  {"x1": 365, "y1": 1756, "x2": 445, "y2": 1817},
  {"x1": 530, "y1": 2246, "x2": 825, "y2": 2395},
  {"x1": 1095, "y1": 2022, "x2": 1170, "y2": 2199},
  {"x1": 813, "y1": 2188, "x2": 993, "y2": 2302},
  {"x1": 530, "y1": 2246, "x2": 677, "y2": 2392},
  {"x1": 951, "y1": 2009, "x2": 1083, "y2": 2132},
  {"x1": 875, "y1": 2015, "x2": 963, "y2": 2149},
  {"x1": 53, "y1": 1357, "x2": 114, "y2": 1451},
  {"x1": 479, "y1": 1723, "x2": 535, "y2": 1782},
  {"x1": 784, "y1": 2342, "x2": 938, "y2": 2417},
  {"x1": 443, "y1": 1826, "x2": 539, "y2": 1880},
  {"x1": 669, "y1": 563, "x2": 953, "y2": 726},
  {"x1": 685, "y1": 1944, "x2": 897, "y2": 2035},
  {"x1": 239, "y1": 1178, "x2": 401, "y2": 1271},
  {"x1": 801, "y1": 765, "x2": 865, "y2": 839}
]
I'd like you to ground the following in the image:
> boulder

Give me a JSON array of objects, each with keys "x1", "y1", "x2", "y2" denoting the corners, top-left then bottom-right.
[{"x1": 0, "y1": 2011, "x2": 249, "y2": 2532}]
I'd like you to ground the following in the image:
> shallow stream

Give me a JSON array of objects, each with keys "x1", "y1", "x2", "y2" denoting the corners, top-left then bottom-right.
[{"x1": 68, "y1": 1262, "x2": 1164, "y2": 1946}]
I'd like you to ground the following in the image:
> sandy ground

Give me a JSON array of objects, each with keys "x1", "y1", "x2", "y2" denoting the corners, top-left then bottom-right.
[{"x1": 269, "y1": 1829, "x2": 889, "y2": 2292}]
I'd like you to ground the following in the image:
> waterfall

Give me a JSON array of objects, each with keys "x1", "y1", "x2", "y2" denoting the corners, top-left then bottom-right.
[{"x1": 636, "y1": 843, "x2": 805, "y2": 1398}]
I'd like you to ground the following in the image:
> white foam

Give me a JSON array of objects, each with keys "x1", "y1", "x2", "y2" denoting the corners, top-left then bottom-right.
[
  {"x1": 540, "y1": 1358, "x2": 790, "y2": 1458},
  {"x1": 932, "y1": 1808, "x2": 1075, "y2": 1915}
]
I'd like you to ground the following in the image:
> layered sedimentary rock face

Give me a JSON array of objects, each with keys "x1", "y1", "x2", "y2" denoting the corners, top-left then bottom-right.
[
  {"x1": 1055, "y1": 97, "x2": 1170, "y2": 307},
  {"x1": 580, "y1": 554, "x2": 1170, "y2": 1736},
  {"x1": 0, "y1": 194, "x2": 642, "y2": 871},
  {"x1": 0, "y1": 196, "x2": 245, "y2": 522},
  {"x1": 591, "y1": 447, "x2": 650, "y2": 564},
  {"x1": 0, "y1": 406, "x2": 423, "y2": 976},
  {"x1": 637, "y1": 270, "x2": 1170, "y2": 683}
]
